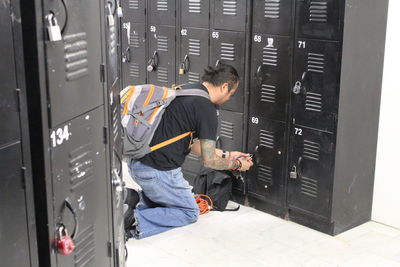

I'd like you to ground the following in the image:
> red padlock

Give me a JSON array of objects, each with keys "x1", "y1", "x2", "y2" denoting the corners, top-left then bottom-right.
[{"x1": 57, "y1": 225, "x2": 75, "y2": 255}]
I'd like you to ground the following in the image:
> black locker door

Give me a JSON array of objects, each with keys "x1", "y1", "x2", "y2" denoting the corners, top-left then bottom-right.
[
  {"x1": 181, "y1": 0, "x2": 210, "y2": 28},
  {"x1": 292, "y1": 39, "x2": 340, "y2": 133},
  {"x1": 148, "y1": 25, "x2": 176, "y2": 87},
  {"x1": 178, "y1": 27, "x2": 209, "y2": 85},
  {"x1": 106, "y1": 0, "x2": 119, "y2": 87},
  {"x1": 213, "y1": 0, "x2": 247, "y2": 32},
  {"x1": 287, "y1": 126, "x2": 335, "y2": 219},
  {"x1": 0, "y1": 144, "x2": 31, "y2": 267},
  {"x1": 252, "y1": 0, "x2": 293, "y2": 36},
  {"x1": 123, "y1": 0, "x2": 146, "y2": 23},
  {"x1": 45, "y1": 0, "x2": 105, "y2": 126},
  {"x1": 249, "y1": 34, "x2": 291, "y2": 122},
  {"x1": 295, "y1": 0, "x2": 342, "y2": 41},
  {"x1": 218, "y1": 110, "x2": 243, "y2": 152},
  {"x1": 210, "y1": 30, "x2": 246, "y2": 112},
  {"x1": 247, "y1": 117, "x2": 286, "y2": 205},
  {"x1": 121, "y1": 22, "x2": 147, "y2": 86},
  {"x1": 51, "y1": 107, "x2": 111, "y2": 267},
  {"x1": 149, "y1": 0, "x2": 176, "y2": 26}
]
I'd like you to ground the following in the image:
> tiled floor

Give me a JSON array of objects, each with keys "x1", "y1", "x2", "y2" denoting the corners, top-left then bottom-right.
[{"x1": 123, "y1": 165, "x2": 400, "y2": 267}]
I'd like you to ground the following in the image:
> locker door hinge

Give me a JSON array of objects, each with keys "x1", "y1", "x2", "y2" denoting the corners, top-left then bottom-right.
[
  {"x1": 100, "y1": 64, "x2": 106, "y2": 83},
  {"x1": 107, "y1": 241, "x2": 112, "y2": 257},
  {"x1": 103, "y1": 126, "x2": 108, "y2": 144},
  {"x1": 15, "y1": 88, "x2": 21, "y2": 112},
  {"x1": 21, "y1": 166, "x2": 27, "y2": 189}
]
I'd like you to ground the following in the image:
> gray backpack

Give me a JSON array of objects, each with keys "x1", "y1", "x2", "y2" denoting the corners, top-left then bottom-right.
[{"x1": 120, "y1": 84, "x2": 211, "y2": 159}]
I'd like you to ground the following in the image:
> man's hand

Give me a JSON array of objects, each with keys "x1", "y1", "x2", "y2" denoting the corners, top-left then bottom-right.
[
  {"x1": 237, "y1": 156, "x2": 253, "y2": 171},
  {"x1": 229, "y1": 151, "x2": 250, "y2": 160}
]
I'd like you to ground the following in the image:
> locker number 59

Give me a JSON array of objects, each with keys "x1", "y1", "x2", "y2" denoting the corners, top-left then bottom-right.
[{"x1": 251, "y1": 117, "x2": 259, "y2": 124}]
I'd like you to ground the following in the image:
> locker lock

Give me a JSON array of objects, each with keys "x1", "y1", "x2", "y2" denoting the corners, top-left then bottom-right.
[
  {"x1": 57, "y1": 224, "x2": 75, "y2": 255},
  {"x1": 290, "y1": 165, "x2": 297, "y2": 179},
  {"x1": 46, "y1": 13, "x2": 62, "y2": 42},
  {"x1": 147, "y1": 51, "x2": 159, "y2": 72},
  {"x1": 293, "y1": 71, "x2": 309, "y2": 95},
  {"x1": 179, "y1": 55, "x2": 190, "y2": 75}
]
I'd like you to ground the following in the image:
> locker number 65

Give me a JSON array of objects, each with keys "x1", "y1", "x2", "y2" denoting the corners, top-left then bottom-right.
[{"x1": 212, "y1": 32, "x2": 219, "y2": 39}]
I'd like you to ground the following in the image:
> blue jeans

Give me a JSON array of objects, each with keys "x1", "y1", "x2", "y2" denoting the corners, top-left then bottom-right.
[{"x1": 128, "y1": 160, "x2": 199, "y2": 239}]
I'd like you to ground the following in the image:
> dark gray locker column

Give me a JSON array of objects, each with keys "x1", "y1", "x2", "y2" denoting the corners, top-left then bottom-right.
[
  {"x1": 178, "y1": 27, "x2": 209, "y2": 84},
  {"x1": 121, "y1": 22, "x2": 147, "y2": 86},
  {"x1": 148, "y1": 25, "x2": 176, "y2": 87},
  {"x1": 149, "y1": 0, "x2": 176, "y2": 26},
  {"x1": 181, "y1": 0, "x2": 210, "y2": 28},
  {"x1": 212, "y1": 0, "x2": 247, "y2": 32},
  {"x1": 292, "y1": 39, "x2": 340, "y2": 133},
  {"x1": 249, "y1": 34, "x2": 291, "y2": 122},
  {"x1": 210, "y1": 30, "x2": 246, "y2": 112},
  {"x1": 287, "y1": 126, "x2": 335, "y2": 222},
  {"x1": 247, "y1": 117, "x2": 287, "y2": 215},
  {"x1": 45, "y1": 0, "x2": 105, "y2": 127}
]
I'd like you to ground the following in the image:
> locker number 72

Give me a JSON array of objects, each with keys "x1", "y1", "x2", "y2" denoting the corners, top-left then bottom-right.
[{"x1": 295, "y1": 127, "x2": 303, "y2": 136}]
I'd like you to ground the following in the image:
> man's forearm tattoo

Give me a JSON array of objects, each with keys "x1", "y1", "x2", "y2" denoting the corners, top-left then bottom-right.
[{"x1": 201, "y1": 139, "x2": 232, "y2": 170}]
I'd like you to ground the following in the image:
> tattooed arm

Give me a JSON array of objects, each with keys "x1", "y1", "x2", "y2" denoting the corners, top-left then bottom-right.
[{"x1": 200, "y1": 139, "x2": 234, "y2": 170}]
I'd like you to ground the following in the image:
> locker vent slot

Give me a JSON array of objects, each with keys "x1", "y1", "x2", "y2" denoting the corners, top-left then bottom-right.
[
  {"x1": 157, "y1": 67, "x2": 169, "y2": 83},
  {"x1": 220, "y1": 43, "x2": 235, "y2": 61},
  {"x1": 261, "y1": 84, "x2": 276, "y2": 103},
  {"x1": 130, "y1": 32, "x2": 140, "y2": 48},
  {"x1": 258, "y1": 165, "x2": 273, "y2": 184},
  {"x1": 129, "y1": 63, "x2": 140, "y2": 78},
  {"x1": 189, "y1": 39, "x2": 201, "y2": 56},
  {"x1": 264, "y1": 0, "x2": 280, "y2": 19},
  {"x1": 109, "y1": 25, "x2": 117, "y2": 56},
  {"x1": 301, "y1": 176, "x2": 318, "y2": 198},
  {"x1": 263, "y1": 47, "x2": 278, "y2": 66},
  {"x1": 307, "y1": 53, "x2": 325, "y2": 73},
  {"x1": 64, "y1": 32, "x2": 89, "y2": 81},
  {"x1": 69, "y1": 143, "x2": 94, "y2": 192},
  {"x1": 305, "y1": 92, "x2": 322, "y2": 113},
  {"x1": 113, "y1": 106, "x2": 119, "y2": 143},
  {"x1": 220, "y1": 120, "x2": 234, "y2": 139},
  {"x1": 188, "y1": 72, "x2": 201, "y2": 83},
  {"x1": 189, "y1": 0, "x2": 201, "y2": 13},
  {"x1": 74, "y1": 225, "x2": 96, "y2": 267},
  {"x1": 129, "y1": 0, "x2": 139, "y2": 9},
  {"x1": 157, "y1": 0, "x2": 168, "y2": 11},
  {"x1": 259, "y1": 130, "x2": 274, "y2": 149},
  {"x1": 157, "y1": 36, "x2": 168, "y2": 52},
  {"x1": 309, "y1": 1, "x2": 328, "y2": 23},
  {"x1": 303, "y1": 140, "x2": 320, "y2": 160},
  {"x1": 187, "y1": 153, "x2": 200, "y2": 161},
  {"x1": 223, "y1": 0, "x2": 237, "y2": 16}
]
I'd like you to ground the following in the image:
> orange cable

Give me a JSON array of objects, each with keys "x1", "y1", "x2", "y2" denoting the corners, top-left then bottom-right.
[{"x1": 194, "y1": 194, "x2": 213, "y2": 215}]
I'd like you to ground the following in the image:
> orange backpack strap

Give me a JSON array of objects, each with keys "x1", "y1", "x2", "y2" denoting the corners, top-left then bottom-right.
[{"x1": 150, "y1": 131, "x2": 195, "y2": 152}]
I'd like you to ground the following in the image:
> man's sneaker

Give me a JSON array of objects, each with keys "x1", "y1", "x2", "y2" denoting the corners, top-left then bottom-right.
[
  {"x1": 123, "y1": 203, "x2": 136, "y2": 240},
  {"x1": 124, "y1": 188, "x2": 140, "y2": 209}
]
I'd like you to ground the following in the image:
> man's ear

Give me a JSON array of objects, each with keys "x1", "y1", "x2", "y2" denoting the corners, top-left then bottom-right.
[{"x1": 221, "y1": 82, "x2": 229, "y2": 93}]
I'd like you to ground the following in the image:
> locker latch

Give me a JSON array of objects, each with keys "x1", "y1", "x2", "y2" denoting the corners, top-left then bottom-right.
[
  {"x1": 179, "y1": 55, "x2": 190, "y2": 75},
  {"x1": 147, "y1": 51, "x2": 159, "y2": 72},
  {"x1": 46, "y1": 13, "x2": 62, "y2": 42},
  {"x1": 293, "y1": 71, "x2": 308, "y2": 95}
]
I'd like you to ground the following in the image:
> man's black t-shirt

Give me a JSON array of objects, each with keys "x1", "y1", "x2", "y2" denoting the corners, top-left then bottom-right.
[{"x1": 140, "y1": 83, "x2": 218, "y2": 170}]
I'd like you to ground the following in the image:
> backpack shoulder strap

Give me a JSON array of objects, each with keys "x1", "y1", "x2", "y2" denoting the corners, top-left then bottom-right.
[{"x1": 175, "y1": 89, "x2": 211, "y2": 101}]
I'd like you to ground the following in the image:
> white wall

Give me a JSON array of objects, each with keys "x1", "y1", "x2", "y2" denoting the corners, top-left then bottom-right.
[{"x1": 372, "y1": 0, "x2": 400, "y2": 229}]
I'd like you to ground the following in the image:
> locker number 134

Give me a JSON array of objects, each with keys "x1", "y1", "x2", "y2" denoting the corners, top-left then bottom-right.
[{"x1": 50, "y1": 125, "x2": 71, "y2": 148}]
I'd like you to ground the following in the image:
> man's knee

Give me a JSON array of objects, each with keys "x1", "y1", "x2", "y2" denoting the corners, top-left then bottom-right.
[{"x1": 184, "y1": 208, "x2": 199, "y2": 224}]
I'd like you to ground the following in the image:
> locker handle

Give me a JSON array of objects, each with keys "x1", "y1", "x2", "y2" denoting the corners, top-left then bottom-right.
[
  {"x1": 256, "y1": 65, "x2": 270, "y2": 84},
  {"x1": 183, "y1": 55, "x2": 190, "y2": 72},
  {"x1": 215, "y1": 59, "x2": 221, "y2": 67},
  {"x1": 123, "y1": 47, "x2": 131, "y2": 63},
  {"x1": 297, "y1": 156, "x2": 303, "y2": 178},
  {"x1": 293, "y1": 71, "x2": 308, "y2": 95},
  {"x1": 147, "y1": 51, "x2": 159, "y2": 72},
  {"x1": 216, "y1": 136, "x2": 222, "y2": 149},
  {"x1": 63, "y1": 198, "x2": 79, "y2": 240}
]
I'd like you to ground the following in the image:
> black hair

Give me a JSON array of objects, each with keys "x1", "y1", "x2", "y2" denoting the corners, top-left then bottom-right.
[{"x1": 201, "y1": 63, "x2": 239, "y2": 91}]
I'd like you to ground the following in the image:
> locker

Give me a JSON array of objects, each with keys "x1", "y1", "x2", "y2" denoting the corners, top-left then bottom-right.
[
  {"x1": 45, "y1": 0, "x2": 105, "y2": 126},
  {"x1": 123, "y1": 0, "x2": 146, "y2": 23},
  {"x1": 121, "y1": 22, "x2": 147, "y2": 86},
  {"x1": 149, "y1": 0, "x2": 176, "y2": 26},
  {"x1": 247, "y1": 117, "x2": 286, "y2": 207},
  {"x1": 292, "y1": 39, "x2": 340, "y2": 133},
  {"x1": 287, "y1": 126, "x2": 335, "y2": 220},
  {"x1": 252, "y1": 0, "x2": 293, "y2": 36},
  {"x1": 0, "y1": 144, "x2": 31, "y2": 267},
  {"x1": 295, "y1": 0, "x2": 343, "y2": 41},
  {"x1": 148, "y1": 25, "x2": 176, "y2": 87},
  {"x1": 249, "y1": 34, "x2": 291, "y2": 122},
  {"x1": 181, "y1": 0, "x2": 210, "y2": 29},
  {"x1": 51, "y1": 107, "x2": 112, "y2": 267},
  {"x1": 178, "y1": 27, "x2": 209, "y2": 85},
  {"x1": 210, "y1": 30, "x2": 246, "y2": 113},
  {"x1": 0, "y1": 6, "x2": 20, "y2": 145},
  {"x1": 105, "y1": 0, "x2": 119, "y2": 87},
  {"x1": 212, "y1": 0, "x2": 247, "y2": 32}
]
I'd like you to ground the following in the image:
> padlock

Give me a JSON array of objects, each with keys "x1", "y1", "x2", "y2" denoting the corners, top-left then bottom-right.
[
  {"x1": 179, "y1": 63, "x2": 185, "y2": 75},
  {"x1": 47, "y1": 13, "x2": 62, "y2": 42},
  {"x1": 147, "y1": 64, "x2": 155, "y2": 72},
  {"x1": 290, "y1": 165, "x2": 297, "y2": 179},
  {"x1": 293, "y1": 81, "x2": 302, "y2": 94},
  {"x1": 57, "y1": 225, "x2": 75, "y2": 255},
  {"x1": 117, "y1": 6, "x2": 123, "y2": 17},
  {"x1": 107, "y1": 4, "x2": 115, "y2": 26}
]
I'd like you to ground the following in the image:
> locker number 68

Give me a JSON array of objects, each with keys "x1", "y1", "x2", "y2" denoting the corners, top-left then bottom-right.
[
  {"x1": 254, "y1": 35, "x2": 262, "y2": 42},
  {"x1": 251, "y1": 117, "x2": 259, "y2": 124}
]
